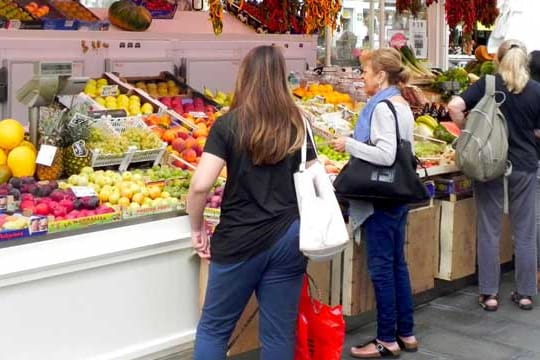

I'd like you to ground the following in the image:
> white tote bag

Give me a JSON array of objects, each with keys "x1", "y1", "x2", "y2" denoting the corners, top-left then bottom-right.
[{"x1": 293, "y1": 118, "x2": 349, "y2": 262}]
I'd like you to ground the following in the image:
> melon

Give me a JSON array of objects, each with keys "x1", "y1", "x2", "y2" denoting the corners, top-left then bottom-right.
[
  {"x1": 440, "y1": 121, "x2": 461, "y2": 137},
  {"x1": 7, "y1": 145, "x2": 36, "y2": 177},
  {"x1": 0, "y1": 164, "x2": 11, "y2": 184},
  {"x1": 0, "y1": 119, "x2": 25, "y2": 150}
]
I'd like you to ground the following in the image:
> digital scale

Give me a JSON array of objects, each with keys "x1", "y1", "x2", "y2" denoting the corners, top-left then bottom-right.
[{"x1": 15, "y1": 61, "x2": 89, "y2": 145}]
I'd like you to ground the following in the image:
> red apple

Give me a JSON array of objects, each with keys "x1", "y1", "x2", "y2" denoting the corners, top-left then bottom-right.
[
  {"x1": 59, "y1": 199, "x2": 74, "y2": 213},
  {"x1": 193, "y1": 144, "x2": 203, "y2": 157},
  {"x1": 172, "y1": 160, "x2": 187, "y2": 169},
  {"x1": 171, "y1": 138, "x2": 186, "y2": 153},
  {"x1": 184, "y1": 137, "x2": 198, "y2": 149},
  {"x1": 65, "y1": 213, "x2": 78, "y2": 220},
  {"x1": 173, "y1": 105, "x2": 184, "y2": 114},
  {"x1": 53, "y1": 206, "x2": 67, "y2": 218},
  {"x1": 181, "y1": 148, "x2": 197, "y2": 163},
  {"x1": 21, "y1": 193, "x2": 34, "y2": 202},
  {"x1": 55, "y1": 216, "x2": 66, "y2": 221},
  {"x1": 177, "y1": 131, "x2": 189, "y2": 140},
  {"x1": 34, "y1": 202, "x2": 50, "y2": 216}
]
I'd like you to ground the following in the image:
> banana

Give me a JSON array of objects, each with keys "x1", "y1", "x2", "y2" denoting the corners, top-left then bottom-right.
[
  {"x1": 415, "y1": 115, "x2": 438, "y2": 130},
  {"x1": 203, "y1": 87, "x2": 215, "y2": 99}
]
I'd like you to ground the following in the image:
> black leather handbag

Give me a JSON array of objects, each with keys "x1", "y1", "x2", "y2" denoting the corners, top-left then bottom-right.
[{"x1": 333, "y1": 100, "x2": 429, "y2": 204}]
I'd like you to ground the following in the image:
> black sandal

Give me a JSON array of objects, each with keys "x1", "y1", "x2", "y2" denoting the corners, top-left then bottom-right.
[
  {"x1": 350, "y1": 339, "x2": 401, "y2": 359},
  {"x1": 396, "y1": 336, "x2": 418, "y2": 352},
  {"x1": 511, "y1": 291, "x2": 533, "y2": 310},
  {"x1": 478, "y1": 294, "x2": 499, "y2": 311}
]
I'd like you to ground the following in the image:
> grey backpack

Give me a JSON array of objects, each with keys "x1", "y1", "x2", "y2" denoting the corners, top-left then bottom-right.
[{"x1": 455, "y1": 74, "x2": 509, "y2": 182}]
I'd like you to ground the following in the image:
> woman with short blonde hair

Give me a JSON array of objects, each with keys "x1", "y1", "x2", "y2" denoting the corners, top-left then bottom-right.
[{"x1": 449, "y1": 39, "x2": 540, "y2": 311}]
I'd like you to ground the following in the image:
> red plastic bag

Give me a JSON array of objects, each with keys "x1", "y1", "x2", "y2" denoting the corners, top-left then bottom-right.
[{"x1": 295, "y1": 275, "x2": 345, "y2": 360}]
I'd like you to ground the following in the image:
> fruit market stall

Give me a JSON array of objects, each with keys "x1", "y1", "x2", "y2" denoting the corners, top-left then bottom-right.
[{"x1": 0, "y1": 102, "x2": 203, "y2": 359}]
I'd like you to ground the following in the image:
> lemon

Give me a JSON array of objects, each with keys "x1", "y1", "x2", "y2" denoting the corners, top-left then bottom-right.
[
  {"x1": 95, "y1": 97, "x2": 106, "y2": 106},
  {"x1": 129, "y1": 95, "x2": 141, "y2": 103},
  {"x1": 97, "y1": 78, "x2": 108, "y2": 86},
  {"x1": 141, "y1": 103, "x2": 154, "y2": 115}
]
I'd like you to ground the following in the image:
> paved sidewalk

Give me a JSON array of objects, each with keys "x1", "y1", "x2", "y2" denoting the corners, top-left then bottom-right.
[{"x1": 232, "y1": 272, "x2": 540, "y2": 360}]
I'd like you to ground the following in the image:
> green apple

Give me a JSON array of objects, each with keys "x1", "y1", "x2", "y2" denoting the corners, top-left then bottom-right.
[
  {"x1": 129, "y1": 202, "x2": 141, "y2": 210},
  {"x1": 68, "y1": 175, "x2": 80, "y2": 185},
  {"x1": 77, "y1": 174, "x2": 89, "y2": 186},
  {"x1": 122, "y1": 171, "x2": 133, "y2": 181},
  {"x1": 108, "y1": 191, "x2": 120, "y2": 205}
]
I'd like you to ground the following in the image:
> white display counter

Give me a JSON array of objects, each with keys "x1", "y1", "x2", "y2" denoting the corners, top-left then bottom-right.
[{"x1": 0, "y1": 214, "x2": 198, "y2": 360}]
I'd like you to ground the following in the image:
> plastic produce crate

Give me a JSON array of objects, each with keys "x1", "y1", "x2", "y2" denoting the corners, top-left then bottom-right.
[{"x1": 48, "y1": 0, "x2": 108, "y2": 30}]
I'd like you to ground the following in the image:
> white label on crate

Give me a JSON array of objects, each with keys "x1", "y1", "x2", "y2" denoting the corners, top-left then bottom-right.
[
  {"x1": 35, "y1": 145, "x2": 57, "y2": 166},
  {"x1": 65, "y1": 20, "x2": 74, "y2": 28},
  {"x1": 188, "y1": 111, "x2": 208, "y2": 118},
  {"x1": 100, "y1": 85, "x2": 119, "y2": 97},
  {"x1": 71, "y1": 186, "x2": 97, "y2": 198}
]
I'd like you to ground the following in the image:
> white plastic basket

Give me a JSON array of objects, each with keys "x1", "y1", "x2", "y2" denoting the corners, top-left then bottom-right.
[{"x1": 88, "y1": 115, "x2": 167, "y2": 171}]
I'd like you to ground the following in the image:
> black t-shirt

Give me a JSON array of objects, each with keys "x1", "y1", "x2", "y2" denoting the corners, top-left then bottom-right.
[
  {"x1": 204, "y1": 110, "x2": 316, "y2": 263},
  {"x1": 460, "y1": 74, "x2": 540, "y2": 172}
]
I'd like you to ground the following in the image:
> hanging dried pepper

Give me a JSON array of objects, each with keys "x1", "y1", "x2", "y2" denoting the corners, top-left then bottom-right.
[
  {"x1": 303, "y1": 0, "x2": 341, "y2": 34},
  {"x1": 209, "y1": 0, "x2": 223, "y2": 35},
  {"x1": 396, "y1": 0, "x2": 423, "y2": 18},
  {"x1": 396, "y1": 0, "x2": 412, "y2": 15},
  {"x1": 445, "y1": 0, "x2": 474, "y2": 34},
  {"x1": 475, "y1": 0, "x2": 498, "y2": 27}
]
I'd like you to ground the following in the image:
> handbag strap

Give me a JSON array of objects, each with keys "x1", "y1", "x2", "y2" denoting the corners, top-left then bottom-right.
[
  {"x1": 379, "y1": 99, "x2": 401, "y2": 144},
  {"x1": 299, "y1": 113, "x2": 317, "y2": 172}
]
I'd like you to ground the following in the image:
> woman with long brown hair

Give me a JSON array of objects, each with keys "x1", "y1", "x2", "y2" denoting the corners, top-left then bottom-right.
[{"x1": 187, "y1": 45, "x2": 315, "y2": 359}]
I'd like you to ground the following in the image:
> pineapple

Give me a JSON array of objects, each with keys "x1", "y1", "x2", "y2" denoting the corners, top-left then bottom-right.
[
  {"x1": 62, "y1": 105, "x2": 93, "y2": 176},
  {"x1": 36, "y1": 107, "x2": 64, "y2": 180}
]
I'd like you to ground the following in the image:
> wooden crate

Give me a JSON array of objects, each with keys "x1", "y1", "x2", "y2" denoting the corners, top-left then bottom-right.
[
  {"x1": 341, "y1": 239, "x2": 376, "y2": 316},
  {"x1": 436, "y1": 197, "x2": 477, "y2": 281},
  {"x1": 405, "y1": 203, "x2": 440, "y2": 294},
  {"x1": 199, "y1": 256, "x2": 337, "y2": 356},
  {"x1": 340, "y1": 203, "x2": 440, "y2": 315}
]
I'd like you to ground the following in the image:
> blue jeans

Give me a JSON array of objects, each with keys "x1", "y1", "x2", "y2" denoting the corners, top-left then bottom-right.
[
  {"x1": 194, "y1": 220, "x2": 307, "y2": 360},
  {"x1": 364, "y1": 205, "x2": 414, "y2": 342}
]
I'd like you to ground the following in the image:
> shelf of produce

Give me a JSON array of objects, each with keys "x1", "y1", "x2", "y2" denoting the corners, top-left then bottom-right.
[{"x1": 0, "y1": 212, "x2": 198, "y2": 359}]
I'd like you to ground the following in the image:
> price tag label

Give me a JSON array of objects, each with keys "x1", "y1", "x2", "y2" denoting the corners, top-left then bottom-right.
[
  {"x1": 71, "y1": 186, "x2": 97, "y2": 198},
  {"x1": 100, "y1": 85, "x2": 118, "y2": 97},
  {"x1": 36, "y1": 145, "x2": 57, "y2": 167},
  {"x1": 188, "y1": 111, "x2": 208, "y2": 118}
]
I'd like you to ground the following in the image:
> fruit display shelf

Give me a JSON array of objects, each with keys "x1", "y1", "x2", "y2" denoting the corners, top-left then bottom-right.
[{"x1": 120, "y1": 71, "x2": 221, "y2": 109}]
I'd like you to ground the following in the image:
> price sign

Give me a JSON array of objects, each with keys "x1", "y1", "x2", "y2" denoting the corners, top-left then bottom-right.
[
  {"x1": 70, "y1": 186, "x2": 97, "y2": 198},
  {"x1": 36, "y1": 145, "x2": 57, "y2": 167},
  {"x1": 100, "y1": 85, "x2": 119, "y2": 97},
  {"x1": 188, "y1": 111, "x2": 208, "y2": 118}
]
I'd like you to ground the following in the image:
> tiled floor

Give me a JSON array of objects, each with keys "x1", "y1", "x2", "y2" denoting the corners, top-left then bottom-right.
[{"x1": 232, "y1": 272, "x2": 540, "y2": 360}]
